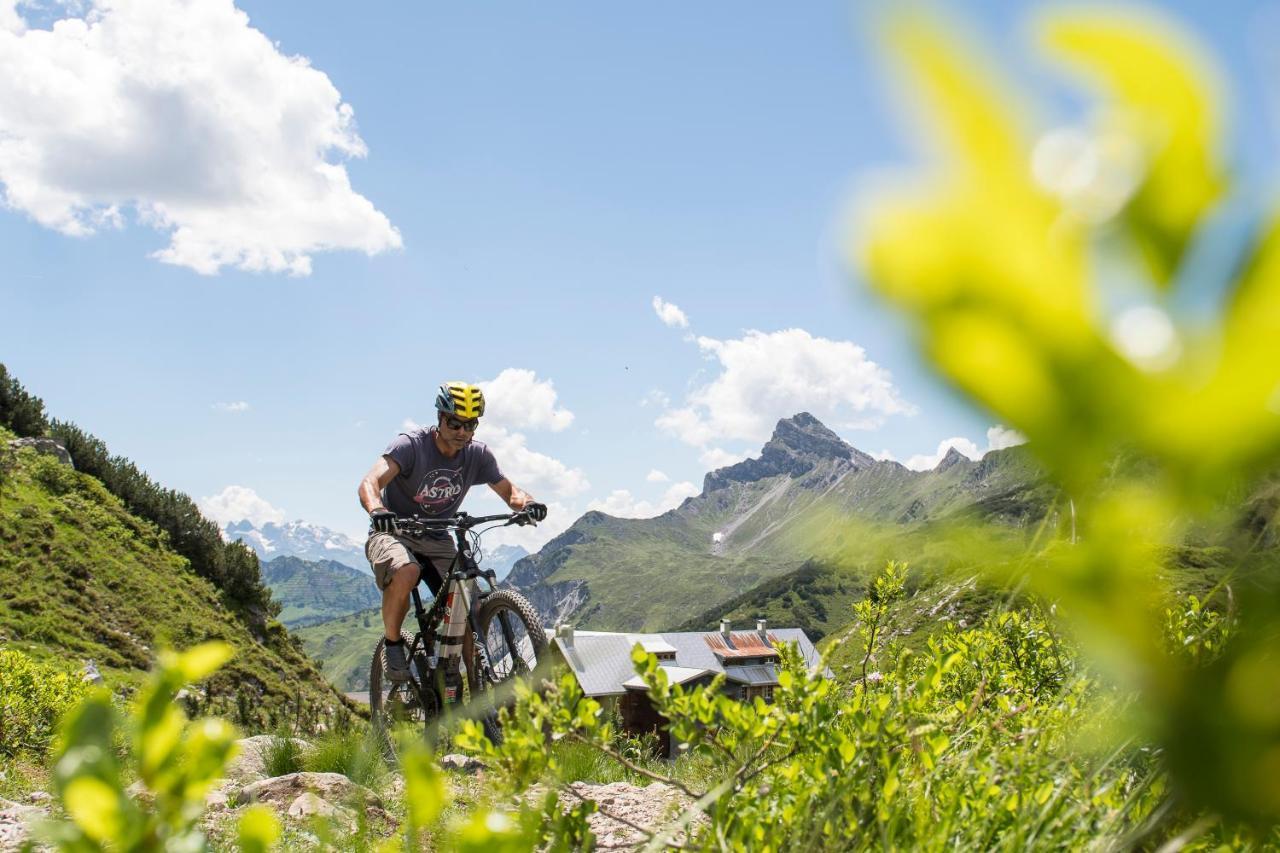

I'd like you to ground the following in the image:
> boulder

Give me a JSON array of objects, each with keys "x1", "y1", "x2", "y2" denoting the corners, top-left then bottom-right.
[
  {"x1": 236, "y1": 772, "x2": 393, "y2": 832},
  {"x1": 440, "y1": 753, "x2": 485, "y2": 773},
  {"x1": 237, "y1": 772, "x2": 372, "y2": 809},
  {"x1": 7, "y1": 437, "x2": 73, "y2": 468},
  {"x1": 287, "y1": 792, "x2": 356, "y2": 830},
  {"x1": 0, "y1": 797, "x2": 47, "y2": 852}
]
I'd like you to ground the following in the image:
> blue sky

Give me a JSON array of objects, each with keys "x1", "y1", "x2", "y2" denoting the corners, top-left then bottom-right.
[{"x1": 3, "y1": 1, "x2": 1277, "y2": 548}]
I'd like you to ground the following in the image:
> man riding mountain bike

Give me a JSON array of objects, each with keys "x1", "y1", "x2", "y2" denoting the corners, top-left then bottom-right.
[{"x1": 358, "y1": 381, "x2": 547, "y2": 681}]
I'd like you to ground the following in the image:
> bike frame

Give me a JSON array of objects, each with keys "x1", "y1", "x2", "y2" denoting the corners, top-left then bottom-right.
[{"x1": 400, "y1": 513, "x2": 530, "y2": 696}]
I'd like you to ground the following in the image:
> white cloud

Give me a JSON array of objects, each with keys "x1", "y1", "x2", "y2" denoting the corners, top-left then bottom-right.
[
  {"x1": 200, "y1": 485, "x2": 285, "y2": 527},
  {"x1": 652, "y1": 296, "x2": 689, "y2": 329},
  {"x1": 645, "y1": 469, "x2": 669, "y2": 483},
  {"x1": 656, "y1": 328, "x2": 913, "y2": 449},
  {"x1": 871, "y1": 449, "x2": 897, "y2": 462},
  {"x1": 0, "y1": 0, "x2": 401, "y2": 275},
  {"x1": 481, "y1": 425, "x2": 589, "y2": 499},
  {"x1": 699, "y1": 447, "x2": 747, "y2": 469},
  {"x1": 211, "y1": 400, "x2": 250, "y2": 413},
  {"x1": 587, "y1": 481, "x2": 700, "y2": 519},
  {"x1": 480, "y1": 369, "x2": 574, "y2": 432},
  {"x1": 986, "y1": 424, "x2": 1027, "y2": 451},
  {"x1": 639, "y1": 389, "x2": 670, "y2": 409}
]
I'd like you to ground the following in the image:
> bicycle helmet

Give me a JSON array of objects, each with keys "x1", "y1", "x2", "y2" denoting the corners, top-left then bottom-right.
[{"x1": 435, "y1": 381, "x2": 485, "y2": 419}]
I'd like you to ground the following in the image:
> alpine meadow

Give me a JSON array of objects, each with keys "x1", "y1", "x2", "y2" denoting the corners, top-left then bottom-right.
[{"x1": 2, "y1": 3, "x2": 1280, "y2": 852}]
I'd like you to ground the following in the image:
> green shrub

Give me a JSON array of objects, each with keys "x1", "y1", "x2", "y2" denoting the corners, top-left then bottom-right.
[
  {"x1": 0, "y1": 648, "x2": 88, "y2": 758},
  {"x1": 302, "y1": 727, "x2": 388, "y2": 789},
  {"x1": 261, "y1": 728, "x2": 306, "y2": 778}
]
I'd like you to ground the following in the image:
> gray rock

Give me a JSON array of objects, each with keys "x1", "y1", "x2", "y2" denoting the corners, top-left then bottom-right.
[
  {"x1": 24, "y1": 792, "x2": 50, "y2": 805},
  {"x1": 439, "y1": 753, "x2": 484, "y2": 773},
  {"x1": 7, "y1": 437, "x2": 73, "y2": 468},
  {"x1": 0, "y1": 797, "x2": 47, "y2": 852},
  {"x1": 287, "y1": 792, "x2": 356, "y2": 829},
  {"x1": 703, "y1": 413, "x2": 874, "y2": 493},
  {"x1": 236, "y1": 772, "x2": 380, "y2": 810}
]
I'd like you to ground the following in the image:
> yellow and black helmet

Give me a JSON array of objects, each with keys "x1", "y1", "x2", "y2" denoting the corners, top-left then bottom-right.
[{"x1": 435, "y1": 381, "x2": 485, "y2": 419}]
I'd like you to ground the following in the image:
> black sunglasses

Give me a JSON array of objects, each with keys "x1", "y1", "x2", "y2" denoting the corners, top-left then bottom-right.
[{"x1": 443, "y1": 416, "x2": 479, "y2": 432}]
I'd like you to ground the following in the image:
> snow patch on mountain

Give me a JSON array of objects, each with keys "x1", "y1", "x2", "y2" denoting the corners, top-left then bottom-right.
[{"x1": 223, "y1": 519, "x2": 369, "y2": 574}]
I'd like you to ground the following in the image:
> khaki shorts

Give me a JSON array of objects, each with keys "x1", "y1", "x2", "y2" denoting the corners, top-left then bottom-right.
[{"x1": 366, "y1": 532, "x2": 459, "y2": 592}]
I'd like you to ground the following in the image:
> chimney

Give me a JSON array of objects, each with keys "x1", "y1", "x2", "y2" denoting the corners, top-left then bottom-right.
[
  {"x1": 719, "y1": 619, "x2": 730, "y2": 640},
  {"x1": 555, "y1": 622, "x2": 574, "y2": 645},
  {"x1": 756, "y1": 618, "x2": 767, "y2": 638}
]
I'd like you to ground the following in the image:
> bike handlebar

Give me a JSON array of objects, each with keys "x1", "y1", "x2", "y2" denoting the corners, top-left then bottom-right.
[{"x1": 391, "y1": 509, "x2": 535, "y2": 536}]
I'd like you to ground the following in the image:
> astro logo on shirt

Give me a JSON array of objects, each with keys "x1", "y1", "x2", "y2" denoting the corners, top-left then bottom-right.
[{"x1": 414, "y1": 469, "x2": 464, "y2": 510}]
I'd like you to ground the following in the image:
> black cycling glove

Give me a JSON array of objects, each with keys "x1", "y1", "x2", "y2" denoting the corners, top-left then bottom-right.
[
  {"x1": 524, "y1": 502, "x2": 548, "y2": 523},
  {"x1": 370, "y1": 510, "x2": 398, "y2": 534}
]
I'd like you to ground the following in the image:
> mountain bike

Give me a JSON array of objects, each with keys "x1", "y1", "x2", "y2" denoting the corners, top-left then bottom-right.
[{"x1": 368, "y1": 509, "x2": 549, "y2": 753}]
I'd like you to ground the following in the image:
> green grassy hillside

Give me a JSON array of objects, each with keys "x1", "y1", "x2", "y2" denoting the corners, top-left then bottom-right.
[
  {"x1": 261, "y1": 555, "x2": 380, "y2": 628},
  {"x1": 294, "y1": 607, "x2": 389, "y2": 692},
  {"x1": 0, "y1": 434, "x2": 351, "y2": 731}
]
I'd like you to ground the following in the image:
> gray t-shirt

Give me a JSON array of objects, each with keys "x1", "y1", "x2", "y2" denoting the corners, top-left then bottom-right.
[{"x1": 381, "y1": 428, "x2": 504, "y2": 521}]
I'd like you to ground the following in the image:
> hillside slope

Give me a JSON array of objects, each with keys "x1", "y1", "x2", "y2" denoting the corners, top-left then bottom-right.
[
  {"x1": 261, "y1": 555, "x2": 380, "y2": 628},
  {"x1": 0, "y1": 436, "x2": 349, "y2": 730},
  {"x1": 294, "y1": 607, "x2": 388, "y2": 692}
]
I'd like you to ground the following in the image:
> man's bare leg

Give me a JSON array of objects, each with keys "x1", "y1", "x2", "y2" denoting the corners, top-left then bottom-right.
[{"x1": 382, "y1": 562, "x2": 421, "y2": 641}]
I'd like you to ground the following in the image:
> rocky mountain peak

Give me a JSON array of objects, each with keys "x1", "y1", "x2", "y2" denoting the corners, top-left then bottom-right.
[
  {"x1": 934, "y1": 446, "x2": 972, "y2": 473},
  {"x1": 703, "y1": 412, "x2": 875, "y2": 492}
]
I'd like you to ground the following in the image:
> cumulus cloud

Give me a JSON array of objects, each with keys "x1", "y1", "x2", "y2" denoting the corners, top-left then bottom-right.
[
  {"x1": 587, "y1": 481, "x2": 700, "y2": 519},
  {"x1": 481, "y1": 425, "x2": 589, "y2": 499},
  {"x1": 652, "y1": 296, "x2": 689, "y2": 329},
  {"x1": 480, "y1": 369, "x2": 574, "y2": 432},
  {"x1": 211, "y1": 400, "x2": 250, "y2": 413},
  {"x1": 200, "y1": 485, "x2": 285, "y2": 527},
  {"x1": 986, "y1": 424, "x2": 1027, "y2": 451},
  {"x1": 645, "y1": 469, "x2": 669, "y2": 483},
  {"x1": 699, "y1": 447, "x2": 747, "y2": 470},
  {"x1": 0, "y1": 0, "x2": 401, "y2": 274},
  {"x1": 656, "y1": 328, "x2": 913, "y2": 450}
]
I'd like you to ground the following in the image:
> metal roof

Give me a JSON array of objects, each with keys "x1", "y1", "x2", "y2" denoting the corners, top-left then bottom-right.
[
  {"x1": 621, "y1": 665, "x2": 713, "y2": 690},
  {"x1": 551, "y1": 628, "x2": 825, "y2": 698},
  {"x1": 722, "y1": 664, "x2": 779, "y2": 686}
]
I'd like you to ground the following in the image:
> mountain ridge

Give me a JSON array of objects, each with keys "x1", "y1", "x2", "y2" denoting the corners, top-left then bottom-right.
[
  {"x1": 224, "y1": 518, "x2": 369, "y2": 573},
  {"x1": 505, "y1": 412, "x2": 1049, "y2": 632}
]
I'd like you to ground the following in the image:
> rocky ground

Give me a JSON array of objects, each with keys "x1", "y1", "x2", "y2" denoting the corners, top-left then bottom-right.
[{"x1": 1, "y1": 736, "x2": 701, "y2": 851}]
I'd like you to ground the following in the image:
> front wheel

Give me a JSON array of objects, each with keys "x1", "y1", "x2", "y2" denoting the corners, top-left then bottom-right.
[{"x1": 470, "y1": 591, "x2": 549, "y2": 746}]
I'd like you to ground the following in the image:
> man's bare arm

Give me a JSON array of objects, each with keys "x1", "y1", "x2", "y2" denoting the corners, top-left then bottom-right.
[
  {"x1": 358, "y1": 456, "x2": 401, "y2": 514},
  {"x1": 489, "y1": 478, "x2": 535, "y2": 511}
]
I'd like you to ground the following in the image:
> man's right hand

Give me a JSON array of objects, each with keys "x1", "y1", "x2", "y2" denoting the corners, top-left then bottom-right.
[{"x1": 370, "y1": 509, "x2": 398, "y2": 534}]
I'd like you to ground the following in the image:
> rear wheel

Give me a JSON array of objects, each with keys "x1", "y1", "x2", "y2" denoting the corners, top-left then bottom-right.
[{"x1": 369, "y1": 632, "x2": 437, "y2": 758}]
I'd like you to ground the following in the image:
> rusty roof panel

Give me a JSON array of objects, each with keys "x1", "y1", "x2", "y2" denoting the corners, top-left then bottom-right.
[{"x1": 703, "y1": 631, "x2": 781, "y2": 659}]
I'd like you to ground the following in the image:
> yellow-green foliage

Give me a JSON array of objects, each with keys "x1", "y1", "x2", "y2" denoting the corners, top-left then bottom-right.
[
  {"x1": 851, "y1": 3, "x2": 1280, "y2": 828},
  {"x1": 0, "y1": 647, "x2": 87, "y2": 758},
  {"x1": 38, "y1": 642, "x2": 281, "y2": 852}
]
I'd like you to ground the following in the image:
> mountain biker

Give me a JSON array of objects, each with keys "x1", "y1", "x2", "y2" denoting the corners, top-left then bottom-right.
[{"x1": 358, "y1": 381, "x2": 547, "y2": 681}]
